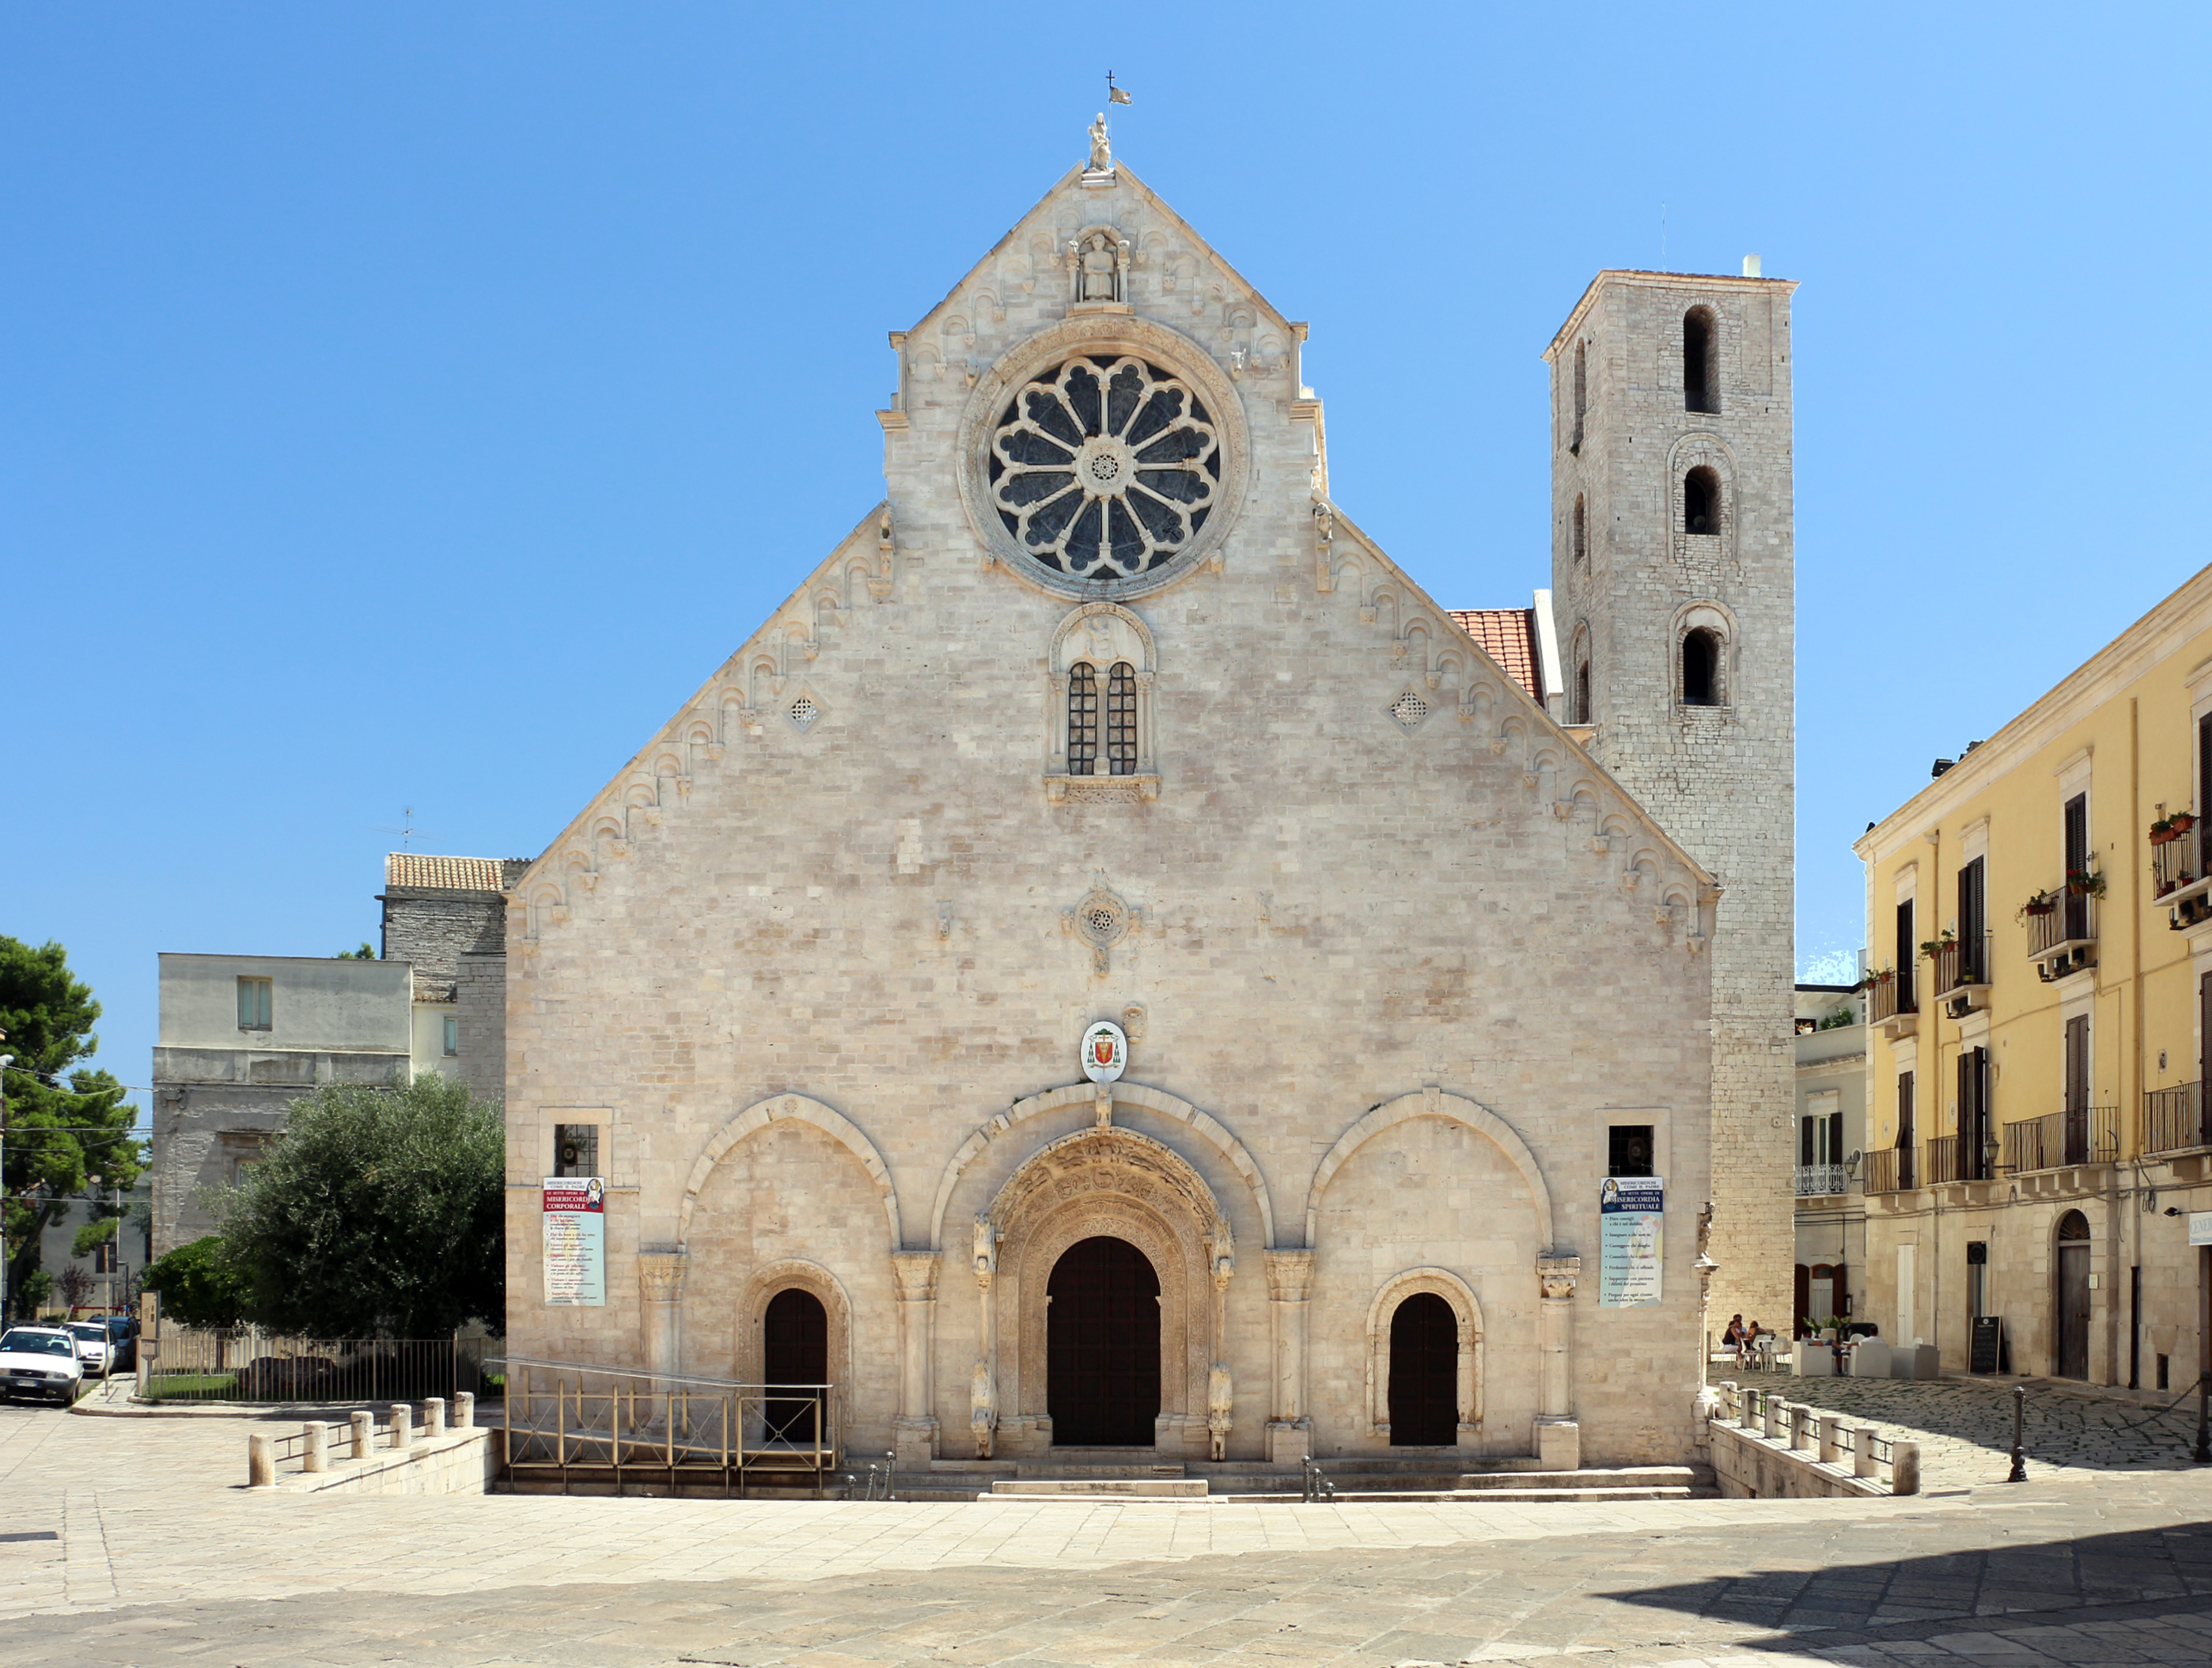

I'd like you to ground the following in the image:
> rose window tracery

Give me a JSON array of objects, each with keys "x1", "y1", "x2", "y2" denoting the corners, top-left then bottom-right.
[{"x1": 988, "y1": 355, "x2": 1221, "y2": 580}]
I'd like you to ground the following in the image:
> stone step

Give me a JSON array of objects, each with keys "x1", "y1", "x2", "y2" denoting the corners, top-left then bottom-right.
[
  {"x1": 988, "y1": 1477, "x2": 1209, "y2": 1497},
  {"x1": 1014, "y1": 1461, "x2": 1186, "y2": 1479},
  {"x1": 1329, "y1": 1485, "x2": 1699, "y2": 1503}
]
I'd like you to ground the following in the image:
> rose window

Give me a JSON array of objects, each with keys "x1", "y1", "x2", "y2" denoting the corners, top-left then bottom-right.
[{"x1": 988, "y1": 355, "x2": 1221, "y2": 579}]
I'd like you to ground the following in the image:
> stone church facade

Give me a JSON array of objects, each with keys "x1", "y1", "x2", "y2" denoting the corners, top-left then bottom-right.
[{"x1": 502, "y1": 142, "x2": 1790, "y2": 1470}]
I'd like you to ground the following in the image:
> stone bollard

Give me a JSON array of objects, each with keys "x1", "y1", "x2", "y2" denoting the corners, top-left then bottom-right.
[
  {"x1": 1892, "y1": 1440, "x2": 1921, "y2": 1496},
  {"x1": 1762, "y1": 1394, "x2": 1783, "y2": 1441},
  {"x1": 1788, "y1": 1404, "x2": 1812, "y2": 1451},
  {"x1": 302, "y1": 1421, "x2": 328, "y2": 1473},
  {"x1": 1816, "y1": 1412, "x2": 1843, "y2": 1465},
  {"x1": 350, "y1": 1409, "x2": 373, "y2": 1460},
  {"x1": 424, "y1": 1397, "x2": 446, "y2": 1438},
  {"x1": 1851, "y1": 1422, "x2": 1880, "y2": 1479},
  {"x1": 453, "y1": 1391, "x2": 475, "y2": 1429},
  {"x1": 391, "y1": 1404, "x2": 414, "y2": 1452},
  {"x1": 248, "y1": 1431, "x2": 275, "y2": 1488},
  {"x1": 1739, "y1": 1388, "x2": 1758, "y2": 1430}
]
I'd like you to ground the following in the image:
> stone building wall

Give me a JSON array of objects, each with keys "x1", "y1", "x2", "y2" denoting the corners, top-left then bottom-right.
[
  {"x1": 501, "y1": 157, "x2": 1721, "y2": 1468},
  {"x1": 1547, "y1": 271, "x2": 1798, "y2": 1339}
]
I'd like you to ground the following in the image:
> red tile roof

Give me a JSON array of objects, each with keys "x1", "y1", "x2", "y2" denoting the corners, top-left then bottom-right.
[
  {"x1": 1448, "y1": 608, "x2": 1543, "y2": 702},
  {"x1": 385, "y1": 854, "x2": 513, "y2": 893}
]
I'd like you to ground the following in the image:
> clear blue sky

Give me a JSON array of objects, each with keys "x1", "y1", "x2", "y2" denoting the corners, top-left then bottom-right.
[{"x1": 7, "y1": 6, "x2": 2209, "y2": 1116}]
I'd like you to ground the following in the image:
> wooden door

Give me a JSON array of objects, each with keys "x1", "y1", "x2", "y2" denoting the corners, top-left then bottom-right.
[
  {"x1": 763, "y1": 1287, "x2": 828, "y2": 1442},
  {"x1": 1387, "y1": 1293, "x2": 1458, "y2": 1445},
  {"x1": 2056, "y1": 1214, "x2": 2092, "y2": 1380},
  {"x1": 1047, "y1": 1236, "x2": 1161, "y2": 1446}
]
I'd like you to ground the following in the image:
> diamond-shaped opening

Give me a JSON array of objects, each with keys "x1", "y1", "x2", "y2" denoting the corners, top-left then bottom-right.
[
  {"x1": 788, "y1": 694, "x2": 822, "y2": 733},
  {"x1": 1387, "y1": 691, "x2": 1430, "y2": 732}
]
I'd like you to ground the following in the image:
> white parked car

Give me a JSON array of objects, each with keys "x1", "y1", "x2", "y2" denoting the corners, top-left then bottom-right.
[
  {"x1": 0, "y1": 1328, "x2": 84, "y2": 1405},
  {"x1": 64, "y1": 1321, "x2": 112, "y2": 1378}
]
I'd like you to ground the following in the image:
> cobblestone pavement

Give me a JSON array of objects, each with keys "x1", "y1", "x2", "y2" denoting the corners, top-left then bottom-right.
[
  {"x1": 11, "y1": 1395, "x2": 2212, "y2": 1666},
  {"x1": 1717, "y1": 1367, "x2": 2207, "y2": 1489}
]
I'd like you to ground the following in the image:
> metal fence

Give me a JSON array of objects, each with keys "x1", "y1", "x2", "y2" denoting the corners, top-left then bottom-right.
[
  {"x1": 2143, "y1": 1081, "x2": 2209, "y2": 1156},
  {"x1": 495, "y1": 1355, "x2": 843, "y2": 1497},
  {"x1": 141, "y1": 1331, "x2": 496, "y2": 1405},
  {"x1": 2001, "y1": 1105, "x2": 2119, "y2": 1173}
]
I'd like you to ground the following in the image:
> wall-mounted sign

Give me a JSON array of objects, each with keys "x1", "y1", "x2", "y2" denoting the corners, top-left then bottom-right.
[
  {"x1": 2190, "y1": 1211, "x2": 2212, "y2": 1248},
  {"x1": 1081, "y1": 1020, "x2": 1127, "y2": 1083},
  {"x1": 1598, "y1": 1174, "x2": 1664, "y2": 1308},
  {"x1": 543, "y1": 1177, "x2": 606, "y2": 1306}
]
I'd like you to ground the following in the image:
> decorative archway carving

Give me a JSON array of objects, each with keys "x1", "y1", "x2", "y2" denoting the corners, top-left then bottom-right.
[
  {"x1": 732, "y1": 1257, "x2": 852, "y2": 1389},
  {"x1": 979, "y1": 1124, "x2": 1232, "y2": 1455}
]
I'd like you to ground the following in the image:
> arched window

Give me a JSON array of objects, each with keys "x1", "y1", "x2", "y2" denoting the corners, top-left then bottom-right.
[
  {"x1": 1105, "y1": 661, "x2": 1137, "y2": 775},
  {"x1": 1574, "y1": 658, "x2": 1591, "y2": 726},
  {"x1": 1572, "y1": 494, "x2": 1587, "y2": 565},
  {"x1": 1068, "y1": 662, "x2": 1100, "y2": 775},
  {"x1": 1682, "y1": 629, "x2": 1721, "y2": 707},
  {"x1": 1684, "y1": 466, "x2": 1719, "y2": 536},
  {"x1": 1683, "y1": 307, "x2": 1717, "y2": 413},
  {"x1": 1571, "y1": 341, "x2": 1588, "y2": 450}
]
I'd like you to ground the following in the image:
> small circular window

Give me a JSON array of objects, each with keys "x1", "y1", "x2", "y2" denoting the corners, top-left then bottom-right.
[{"x1": 987, "y1": 355, "x2": 1221, "y2": 582}]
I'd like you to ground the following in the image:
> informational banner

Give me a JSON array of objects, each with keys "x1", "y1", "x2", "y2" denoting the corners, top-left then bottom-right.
[
  {"x1": 543, "y1": 1177, "x2": 606, "y2": 1306},
  {"x1": 2190, "y1": 1211, "x2": 2212, "y2": 1249},
  {"x1": 1598, "y1": 1175, "x2": 1664, "y2": 1308}
]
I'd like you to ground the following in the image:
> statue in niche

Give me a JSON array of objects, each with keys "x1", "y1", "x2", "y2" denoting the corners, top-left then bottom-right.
[
  {"x1": 1087, "y1": 112, "x2": 1112, "y2": 172},
  {"x1": 1206, "y1": 1364, "x2": 1233, "y2": 1461},
  {"x1": 1069, "y1": 230, "x2": 1126, "y2": 304},
  {"x1": 972, "y1": 1215, "x2": 998, "y2": 1279},
  {"x1": 970, "y1": 1359, "x2": 998, "y2": 1459}
]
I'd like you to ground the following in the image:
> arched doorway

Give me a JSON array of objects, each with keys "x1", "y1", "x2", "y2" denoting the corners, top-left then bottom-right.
[
  {"x1": 2055, "y1": 1211, "x2": 2092, "y2": 1380},
  {"x1": 763, "y1": 1287, "x2": 828, "y2": 1442},
  {"x1": 1388, "y1": 1292, "x2": 1458, "y2": 1445},
  {"x1": 1047, "y1": 1235, "x2": 1161, "y2": 1446}
]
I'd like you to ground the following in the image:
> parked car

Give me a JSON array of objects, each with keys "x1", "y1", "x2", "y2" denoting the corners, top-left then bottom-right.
[
  {"x1": 0, "y1": 1327, "x2": 85, "y2": 1405},
  {"x1": 64, "y1": 1321, "x2": 112, "y2": 1378},
  {"x1": 101, "y1": 1316, "x2": 137, "y2": 1373}
]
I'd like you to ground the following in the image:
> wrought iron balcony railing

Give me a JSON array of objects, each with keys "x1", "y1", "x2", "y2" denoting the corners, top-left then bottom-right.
[
  {"x1": 1793, "y1": 1163, "x2": 1849, "y2": 1198},
  {"x1": 2143, "y1": 1080, "x2": 2210, "y2": 1156},
  {"x1": 2154, "y1": 828, "x2": 2212, "y2": 927},
  {"x1": 2002, "y1": 1105, "x2": 2119, "y2": 1173},
  {"x1": 2026, "y1": 887, "x2": 2097, "y2": 978},
  {"x1": 1862, "y1": 1147, "x2": 1918, "y2": 1195},
  {"x1": 1867, "y1": 974, "x2": 1915, "y2": 1025},
  {"x1": 1934, "y1": 931, "x2": 1992, "y2": 997}
]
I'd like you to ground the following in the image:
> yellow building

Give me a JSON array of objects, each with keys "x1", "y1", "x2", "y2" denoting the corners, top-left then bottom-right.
[{"x1": 1855, "y1": 564, "x2": 2212, "y2": 1389}]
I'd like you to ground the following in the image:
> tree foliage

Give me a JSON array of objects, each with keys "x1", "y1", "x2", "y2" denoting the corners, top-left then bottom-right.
[
  {"x1": 140, "y1": 1235, "x2": 252, "y2": 1329},
  {"x1": 0, "y1": 937, "x2": 144, "y2": 1319},
  {"x1": 216, "y1": 1074, "x2": 503, "y2": 1337}
]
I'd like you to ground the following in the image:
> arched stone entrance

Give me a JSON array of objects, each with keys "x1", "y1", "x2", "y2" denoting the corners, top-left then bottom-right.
[
  {"x1": 971, "y1": 1124, "x2": 1233, "y2": 1458},
  {"x1": 1047, "y1": 1236, "x2": 1161, "y2": 1445},
  {"x1": 1387, "y1": 1292, "x2": 1457, "y2": 1446}
]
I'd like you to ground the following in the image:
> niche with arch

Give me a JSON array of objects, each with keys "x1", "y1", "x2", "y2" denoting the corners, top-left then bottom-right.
[
  {"x1": 1045, "y1": 604, "x2": 1160, "y2": 802},
  {"x1": 1674, "y1": 601, "x2": 1737, "y2": 711},
  {"x1": 1683, "y1": 306, "x2": 1718, "y2": 414}
]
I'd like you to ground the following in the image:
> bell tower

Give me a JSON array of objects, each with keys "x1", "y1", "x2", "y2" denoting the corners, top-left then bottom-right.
[{"x1": 1545, "y1": 265, "x2": 1798, "y2": 1339}]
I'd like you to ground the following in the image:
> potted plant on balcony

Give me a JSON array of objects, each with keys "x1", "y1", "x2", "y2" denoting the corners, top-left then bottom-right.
[
  {"x1": 2175, "y1": 811, "x2": 2197, "y2": 835},
  {"x1": 2066, "y1": 868, "x2": 2107, "y2": 899},
  {"x1": 2017, "y1": 889, "x2": 2056, "y2": 920},
  {"x1": 1858, "y1": 966, "x2": 1894, "y2": 990},
  {"x1": 1918, "y1": 930, "x2": 1956, "y2": 961},
  {"x1": 2152, "y1": 815, "x2": 2180, "y2": 846}
]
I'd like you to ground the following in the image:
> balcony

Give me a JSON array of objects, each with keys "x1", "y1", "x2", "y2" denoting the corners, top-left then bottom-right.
[
  {"x1": 1923, "y1": 1134, "x2": 1996, "y2": 1185},
  {"x1": 1794, "y1": 1162, "x2": 1849, "y2": 1198},
  {"x1": 2142, "y1": 1080, "x2": 2210, "y2": 1156},
  {"x1": 1862, "y1": 1147, "x2": 1918, "y2": 1195},
  {"x1": 1867, "y1": 971, "x2": 1917, "y2": 1040},
  {"x1": 2002, "y1": 1105, "x2": 2119, "y2": 1173},
  {"x1": 2025, "y1": 886, "x2": 2097, "y2": 980},
  {"x1": 2153, "y1": 826, "x2": 2212, "y2": 928},
  {"x1": 1933, "y1": 931, "x2": 1993, "y2": 1015}
]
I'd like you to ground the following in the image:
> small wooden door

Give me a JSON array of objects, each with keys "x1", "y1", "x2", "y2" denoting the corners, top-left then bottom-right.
[
  {"x1": 763, "y1": 1287, "x2": 828, "y2": 1442},
  {"x1": 1387, "y1": 1293, "x2": 1458, "y2": 1446},
  {"x1": 2055, "y1": 1213, "x2": 2092, "y2": 1380},
  {"x1": 1047, "y1": 1236, "x2": 1161, "y2": 1446}
]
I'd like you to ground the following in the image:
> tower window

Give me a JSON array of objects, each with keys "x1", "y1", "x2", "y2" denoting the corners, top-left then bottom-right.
[
  {"x1": 1571, "y1": 341, "x2": 1587, "y2": 451},
  {"x1": 1574, "y1": 659, "x2": 1591, "y2": 726},
  {"x1": 1682, "y1": 629, "x2": 1721, "y2": 707},
  {"x1": 1068, "y1": 662, "x2": 1100, "y2": 775},
  {"x1": 1684, "y1": 466, "x2": 1719, "y2": 536},
  {"x1": 1683, "y1": 308, "x2": 1717, "y2": 413},
  {"x1": 1105, "y1": 661, "x2": 1137, "y2": 776},
  {"x1": 1572, "y1": 494, "x2": 1587, "y2": 565}
]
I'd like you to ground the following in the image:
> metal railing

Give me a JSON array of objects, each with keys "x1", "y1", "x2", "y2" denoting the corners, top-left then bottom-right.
[
  {"x1": 495, "y1": 1356, "x2": 842, "y2": 1496},
  {"x1": 1861, "y1": 1147, "x2": 1917, "y2": 1194},
  {"x1": 2026, "y1": 890, "x2": 2096, "y2": 961},
  {"x1": 141, "y1": 1331, "x2": 494, "y2": 1405},
  {"x1": 1710, "y1": 1382, "x2": 1918, "y2": 1495},
  {"x1": 1793, "y1": 1163, "x2": 1849, "y2": 1197},
  {"x1": 1867, "y1": 975, "x2": 1914, "y2": 1025},
  {"x1": 2153, "y1": 829, "x2": 2205, "y2": 901},
  {"x1": 2143, "y1": 1081, "x2": 2210, "y2": 1156},
  {"x1": 2002, "y1": 1105, "x2": 2119, "y2": 1173},
  {"x1": 1934, "y1": 931, "x2": 1992, "y2": 995},
  {"x1": 1923, "y1": 1135, "x2": 1994, "y2": 1185}
]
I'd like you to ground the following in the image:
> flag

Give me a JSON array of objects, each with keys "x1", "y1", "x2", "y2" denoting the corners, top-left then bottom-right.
[{"x1": 1109, "y1": 85, "x2": 1132, "y2": 105}]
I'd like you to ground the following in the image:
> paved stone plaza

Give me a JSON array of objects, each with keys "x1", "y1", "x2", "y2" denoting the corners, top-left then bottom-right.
[{"x1": 9, "y1": 1378, "x2": 2212, "y2": 1666}]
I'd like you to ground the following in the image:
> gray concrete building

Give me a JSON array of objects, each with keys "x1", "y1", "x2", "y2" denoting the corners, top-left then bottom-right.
[{"x1": 150, "y1": 855, "x2": 525, "y2": 1256}]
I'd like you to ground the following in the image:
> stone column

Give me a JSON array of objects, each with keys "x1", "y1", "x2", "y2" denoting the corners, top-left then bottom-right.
[
  {"x1": 638, "y1": 1248, "x2": 687, "y2": 1383},
  {"x1": 891, "y1": 1249, "x2": 941, "y2": 1467},
  {"x1": 1263, "y1": 1249, "x2": 1315, "y2": 1464},
  {"x1": 970, "y1": 1217, "x2": 1000, "y2": 1459},
  {"x1": 1536, "y1": 1253, "x2": 1581, "y2": 1471}
]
